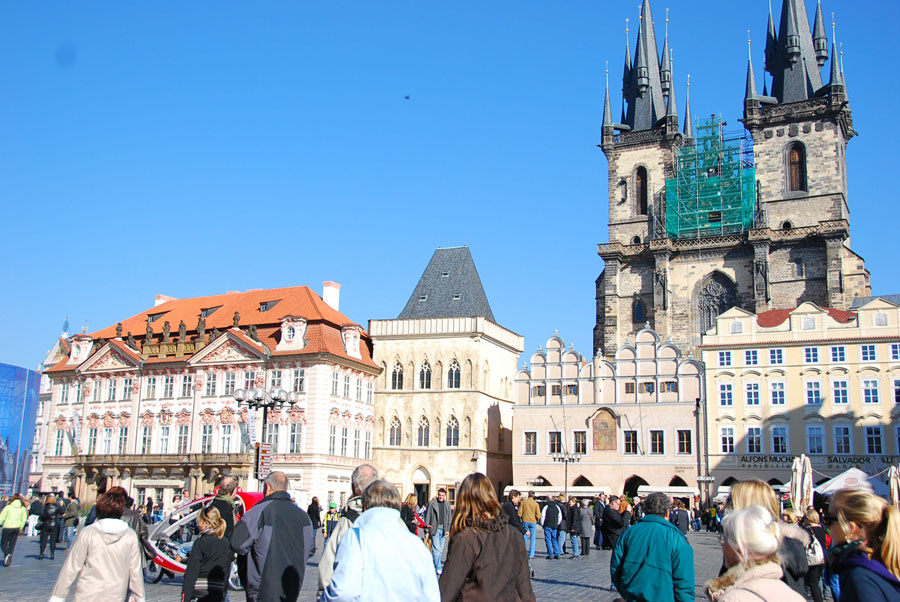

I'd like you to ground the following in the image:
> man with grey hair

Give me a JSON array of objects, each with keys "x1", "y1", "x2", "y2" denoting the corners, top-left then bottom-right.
[
  {"x1": 317, "y1": 464, "x2": 379, "y2": 594},
  {"x1": 231, "y1": 471, "x2": 314, "y2": 602},
  {"x1": 610, "y1": 491, "x2": 694, "y2": 602},
  {"x1": 322, "y1": 480, "x2": 439, "y2": 601}
]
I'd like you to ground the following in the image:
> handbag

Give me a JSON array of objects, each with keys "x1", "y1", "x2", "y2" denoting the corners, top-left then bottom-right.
[{"x1": 35, "y1": 520, "x2": 44, "y2": 532}]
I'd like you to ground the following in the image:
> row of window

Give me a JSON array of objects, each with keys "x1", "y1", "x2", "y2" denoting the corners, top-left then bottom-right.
[
  {"x1": 326, "y1": 425, "x2": 373, "y2": 459},
  {"x1": 529, "y1": 381, "x2": 678, "y2": 398},
  {"x1": 331, "y1": 371, "x2": 375, "y2": 403},
  {"x1": 522, "y1": 429, "x2": 693, "y2": 457},
  {"x1": 388, "y1": 416, "x2": 465, "y2": 448},
  {"x1": 718, "y1": 378, "x2": 900, "y2": 406},
  {"x1": 390, "y1": 361, "x2": 461, "y2": 391},
  {"x1": 719, "y1": 424, "x2": 899, "y2": 456},
  {"x1": 718, "y1": 343, "x2": 899, "y2": 368}
]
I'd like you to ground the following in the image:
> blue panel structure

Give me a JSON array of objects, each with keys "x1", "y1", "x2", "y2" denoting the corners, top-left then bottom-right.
[{"x1": 0, "y1": 364, "x2": 41, "y2": 495}]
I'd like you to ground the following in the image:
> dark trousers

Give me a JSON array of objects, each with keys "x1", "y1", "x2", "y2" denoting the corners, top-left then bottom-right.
[
  {"x1": 580, "y1": 536, "x2": 590, "y2": 555},
  {"x1": 40, "y1": 527, "x2": 58, "y2": 556},
  {"x1": 1, "y1": 528, "x2": 19, "y2": 559},
  {"x1": 593, "y1": 525, "x2": 601, "y2": 547},
  {"x1": 806, "y1": 564, "x2": 824, "y2": 602}
]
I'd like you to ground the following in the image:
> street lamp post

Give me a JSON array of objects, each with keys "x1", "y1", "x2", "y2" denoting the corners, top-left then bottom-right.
[
  {"x1": 233, "y1": 386, "x2": 299, "y2": 487},
  {"x1": 550, "y1": 451, "x2": 582, "y2": 500}
]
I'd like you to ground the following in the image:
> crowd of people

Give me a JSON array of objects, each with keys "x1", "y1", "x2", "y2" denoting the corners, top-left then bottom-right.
[{"x1": 0, "y1": 469, "x2": 896, "y2": 601}]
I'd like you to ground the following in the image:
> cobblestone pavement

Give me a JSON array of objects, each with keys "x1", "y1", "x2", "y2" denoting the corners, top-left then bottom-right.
[{"x1": 1, "y1": 530, "x2": 728, "y2": 601}]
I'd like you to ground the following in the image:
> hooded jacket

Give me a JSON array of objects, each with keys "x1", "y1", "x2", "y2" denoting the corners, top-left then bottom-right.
[
  {"x1": 610, "y1": 514, "x2": 694, "y2": 602},
  {"x1": 831, "y1": 541, "x2": 900, "y2": 601},
  {"x1": 49, "y1": 518, "x2": 144, "y2": 602},
  {"x1": 706, "y1": 560, "x2": 805, "y2": 602},
  {"x1": 318, "y1": 496, "x2": 364, "y2": 592},
  {"x1": 779, "y1": 523, "x2": 811, "y2": 596},
  {"x1": 0, "y1": 499, "x2": 28, "y2": 530}
]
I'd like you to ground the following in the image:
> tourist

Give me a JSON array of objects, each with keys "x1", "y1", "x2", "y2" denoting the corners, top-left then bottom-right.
[
  {"x1": 425, "y1": 487, "x2": 453, "y2": 573},
  {"x1": 578, "y1": 500, "x2": 593, "y2": 556},
  {"x1": 306, "y1": 496, "x2": 322, "y2": 532},
  {"x1": 323, "y1": 503, "x2": 340, "y2": 539},
  {"x1": 705, "y1": 505, "x2": 805, "y2": 601},
  {"x1": 439, "y1": 473, "x2": 535, "y2": 601},
  {"x1": 670, "y1": 500, "x2": 690, "y2": 535},
  {"x1": 55, "y1": 493, "x2": 67, "y2": 544},
  {"x1": 401, "y1": 493, "x2": 420, "y2": 534},
  {"x1": 0, "y1": 494, "x2": 28, "y2": 566},
  {"x1": 39, "y1": 493, "x2": 60, "y2": 560},
  {"x1": 230, "y1": 471, "x2": 314, "y2": 602},
  {"x1": 802, "y1": 507, "x2": 827, "y2": 602},
  {"x1": 49, "y1": 488, "x2": 145, "y2": 602},
  {"x1": 725, "y1": 479, "x2": 809, "y2": 596},
  {"x1": 517, "y1": 490, "x2": 541, "y2": 560},
  {"x1": 555, "y1": 495, "x2": 568, "y2": 555},
  {"x1": 601, "y1": 495, "x2": 628, "y2": 550},
  {"x1": 26, "y1": 495, "x2": 42, "y2": 537},
  {"x1": 317, "y1": 463, "x2": 379, "y2": 595},
  {"x1": 210, "y1": 475, "x2": 237, "y2": 539},
  {"x1": 63, "y1": 492, "x2": 81, "y2": 549},
  {"x1": 610, "y1": 492, "x2": 694, "y2": 602},
  {"x1": 692, "y1": 504, "x2": 702, "y2": 532},
  {"x1": 828, "y1": 489, "x2": 900, "y2": 601},
  {"x1": 593, "y1": 493, "x2": 607, "y2": 548},
  {"x1": 181, "y1": 505, "x2": 233, "y2": 602},
  {"x1": 630, "y1": 495, "x2": 644, "y2": 524},
  {"x1": 322, "y1": 480, "x2": 439, "y2": 601},
  {"x1": 565, "y1": 497, "x2": 582, "y2": 557},
  {"x1": 501, "y1": 489, "x2": 527, "y2": 539},
  {"x1": 540, "y1": 494, "x2": 562, "y2": 559}
]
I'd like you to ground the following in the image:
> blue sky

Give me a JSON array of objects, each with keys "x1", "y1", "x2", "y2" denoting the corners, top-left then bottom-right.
[{"x1": 2, "y1": 1, "x2": 898, "y2": 370}]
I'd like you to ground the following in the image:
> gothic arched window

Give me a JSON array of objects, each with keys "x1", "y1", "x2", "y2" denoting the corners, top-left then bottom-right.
[
  {"x1": 417, "y1": 416, "x2": 430, "y2": 447},
  {"x1": 446, "y1": 416, "x2": 460, "y2": 447},
  {"x1": 419, "y1": 362, "x2": 431, "y2": 390},
  {"x1": 389, "y1": 417, "x2": 401, "y2": 446},
  {"x1": 698, "y1": 273, "x2": 738, "y2": 334},
  {"x1": 447, "y1": 360, "x2": 461, "y2": 389},
  {"x1": 788, "y1": 143, "x2": 807, "y2": 192},
  {"x1": 391, "y1": 363, "x2": 403, "y2": 390},
  {"x1": 633, "y1": 299, "x2": 646, "y2": 323},
  {"x1": 635, "y1": 166, "x2": 648, "y2": 215}
]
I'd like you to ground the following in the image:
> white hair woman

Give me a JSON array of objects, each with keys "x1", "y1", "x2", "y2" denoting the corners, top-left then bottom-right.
[{"x1": 706, "y1": 505, "x2": 805, "y2": 601}]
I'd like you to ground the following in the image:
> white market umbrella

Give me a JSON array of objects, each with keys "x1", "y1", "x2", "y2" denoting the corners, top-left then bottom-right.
[
  {"x1": 790, "y1": 456, "x2": 803, "y2": 509},
  {"x1": 815, "y1": 467, "x2": 891, "y2": 498},
  {"x1": 889, "y1": 466, "x2": 900, "y2": 508},
  {"x1": 800, "y1": 454, "x2": 814, "y2": 511}
]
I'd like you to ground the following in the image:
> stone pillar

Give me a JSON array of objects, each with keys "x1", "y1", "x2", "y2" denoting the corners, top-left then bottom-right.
[
  {"x1": 751, "y1": 241, "x2": 771, "y2": 311},
  {"x1": 653, "y1": 251, "x2": 671, "y2": 340},
  {"x1": 600, "y1": 255, "x2": 622, "y2": 355},
  {"x1": 825, "y1": 237, "x2": 846, "y2": 309}
]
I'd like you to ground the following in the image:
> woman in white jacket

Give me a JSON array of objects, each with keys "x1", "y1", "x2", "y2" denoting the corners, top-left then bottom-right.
[{"x1": 49, "y1": 487, "x2": 144, "y2": 602}]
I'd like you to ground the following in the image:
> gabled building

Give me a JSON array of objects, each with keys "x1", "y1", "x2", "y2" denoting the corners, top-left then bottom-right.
[
  {"x1": 369, "y1": 247, "x2": 523, "y2": 504},
  {"x1": 42, "y1": 283, "x2": 380, "y2": 509}
]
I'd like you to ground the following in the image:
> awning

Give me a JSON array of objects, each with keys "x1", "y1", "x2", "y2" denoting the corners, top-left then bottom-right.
[
  {"x1": 637, "y1": 485, "x2": 700, "y2": 497},
  {"x1": 503, "y1": 485, "x2": 611, "y2": 499},
  {"x1": 814, "y1": 467, "x2": 890, "y2": 497}
]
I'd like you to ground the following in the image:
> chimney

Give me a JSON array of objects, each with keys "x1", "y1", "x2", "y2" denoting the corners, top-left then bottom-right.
[
  {"x1": 322, "y1": 281, "x2": 341, "y2": 311},
  {"x1": 155, "y1": 294, "x2": 177, "y2": 307}
]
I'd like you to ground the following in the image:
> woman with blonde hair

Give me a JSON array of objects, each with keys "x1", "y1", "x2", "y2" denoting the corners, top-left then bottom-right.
[
  {"x1": 803, "y1": 507, "x2": 828, "y2": 602},
  {"x1": 706, "y1": 505, "x2": 805, "y2": 601},
  {"x1": 725, "y1": 479, "x2": 809, "y2": 596},
  {"x1": 181, "y1": 505, "x2": 232, "y2": 602},
  {"x1": 400, "y1": 493, "x2": 419, "y2": 535},
  {"x1": 828, "y1": 489, "x2": 900, "y2": 600},
  {"x1": 439, "y1": 473, "x2": 535, "y2": 601}
]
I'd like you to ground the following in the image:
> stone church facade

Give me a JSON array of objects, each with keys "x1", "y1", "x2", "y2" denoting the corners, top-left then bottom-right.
[{"x1": 594, "y1": 0, "x2": 870, "y2": 357}]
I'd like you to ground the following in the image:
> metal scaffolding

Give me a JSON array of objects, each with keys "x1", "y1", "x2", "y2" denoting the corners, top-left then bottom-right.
[{"x1": 665, "y1": 117, "x2": 756, "y2": 240}]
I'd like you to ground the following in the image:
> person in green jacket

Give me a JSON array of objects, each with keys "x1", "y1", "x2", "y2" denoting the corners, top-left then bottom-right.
[
  {"x1": 0, "y1": 494, "x2": 29, "y2": 566},
  {"x1": 610, "y1": 491, "x2": 695, "y2": 602}
]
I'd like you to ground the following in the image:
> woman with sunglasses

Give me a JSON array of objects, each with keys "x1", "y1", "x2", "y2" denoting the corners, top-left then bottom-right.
[{"x1": 827, "y1": 489, "x2": 900, "y2": 601}]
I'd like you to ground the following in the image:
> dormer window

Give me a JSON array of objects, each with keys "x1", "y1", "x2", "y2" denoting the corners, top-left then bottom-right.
[
  {"x1": 285, "y1": 326, "x2": 296, "y2": 341},
  {"x1": 418, "y1": 295, "x2": 427, "y2": 302},
  {"x1": 147, "y1": 313, "x2": 165, "y2": 323},
  {"x1": 452, "y1": 293, "x2": 462, "y2": 301},
  {"x1": 259, "y1": 300, "x2": 280, "y2": 312},
  {"x1": 440, "y1": 271, "x2": 450, "y2": 278},
  {"x1": 200, "y1": 306, "x2": 221, "y2": 318}
]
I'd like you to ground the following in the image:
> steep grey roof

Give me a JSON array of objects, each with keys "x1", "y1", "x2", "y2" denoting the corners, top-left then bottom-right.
[
  {"x1": 767, "y1": 0, "x2": 823, "y2": 103},
  {"x1": 622, "y1": 0, "x2": 667, "y2": 131},
  {"x1": 398, "y1": 247, "x2": 495, "y2": 321},
  {"x1": 849, "y1": 295, "x2": 900, "y2": 309}
]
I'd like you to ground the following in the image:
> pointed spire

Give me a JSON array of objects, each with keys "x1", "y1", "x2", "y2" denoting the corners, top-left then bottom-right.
[
  {"x1": 784, "y1": 0, "x2": 801, "y2": 63},
  {"x1": 765, "y1": 0, "x2": 778, "y2": 73},
  {"x1": 625, "y1": 0, "x2": 666, "y2": 130},
  {"x1": 603, "y1": 62, "x2": 614, "y2": 128},
  {"x1": 666, "y1": 50, "x2": 678, "y2": 119},
  {"x1": 660, "y1": 8, "x2": 671, "y2": 98},
  {"x1": 745, "y1": 32, "x2": 759, "y2": 100},
  {"x1": 622, "y1": 19, "x2": 632, "y2": 96},
  {"x1": 828, "y1": 17, "x2": 843, "y2": 88},
  {"x1": 683, "y1": 75, "x2": 693, "y2": 140},
  {"x1": 770, "y1": 0, "x2": 823, "y2": 103},
  {"x1": 812, "y1": 0, "x2": 828, "y2": 68},
  {"x1": 763, "y1": 78, "x2": 768, "y2": 97},
  {"x1": 633, "y1": 13, "x2": 650, "y2": 94}
]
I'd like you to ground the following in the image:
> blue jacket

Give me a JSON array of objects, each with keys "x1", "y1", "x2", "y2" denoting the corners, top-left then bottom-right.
[
  {"x1": 610, "y1": 514, "x2": 695, "y2": 602},
  {"x1": 322, "y1": 507, "x2": 440, "y2": 602},
  {"x1": 837, "y1": 551, "x2": 900, "y2": 602}
]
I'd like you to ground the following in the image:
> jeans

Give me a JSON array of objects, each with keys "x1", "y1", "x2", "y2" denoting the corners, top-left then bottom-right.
[
  {"x1": 593, "y1": 524, "x2": 602, "y2": 547},
  {"x1": 65, "y1": 526, "x2": 77, "y2": 546},
  {"x1": 523, "y1": 522, "x2": 537, "y2": 559},
  {"x1": 825, "y1": 565, "x2": 840, "y2": 600},
  {"x1": 1, "y1": 528, "x2": 19, "y2": 561},
  {"x1": 431, "y1": 528, "x2": 446, "y2": 571},
  {"x1": 569, "y1": 532, "x2": 581, "y2": 556},
  {"x1": 178, "y1": 539, "x2": 196, "y2": 559},
  {"x1": 26, "y1": 515, "x2": 38, "y2": 537},
  {"x1": 693, "y1": 518, "x2": 701, "y2": 531},
  {"x1": 543, "y1": 527, "x2": 560, "y2": 558},
  {"x1": 557, "y1": 528, "x2": 567, "y2": 554}
]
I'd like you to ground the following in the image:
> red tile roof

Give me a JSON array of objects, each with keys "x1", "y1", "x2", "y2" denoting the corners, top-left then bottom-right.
[{"x1": 756, "y1": 306, "x2": 856, "y2": 328}]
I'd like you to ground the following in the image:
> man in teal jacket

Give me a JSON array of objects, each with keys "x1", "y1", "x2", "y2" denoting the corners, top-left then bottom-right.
[{"x1": 610, "y1": 492, "x2": 694, "y2": 602}]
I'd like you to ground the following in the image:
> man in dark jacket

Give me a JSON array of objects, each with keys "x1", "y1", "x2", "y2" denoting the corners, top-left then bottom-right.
[
  {"x1": 566, "y1": 498, "x2": 582, "y2": 557},
  {"x1": 231, "y1": 471, "x2": 314, "y2": 602},
  {"x1": 210, "y1": 475, "x2": 237, "y2": 539},
  {"x1": 601, "y1": 496, "x2": 628, "y2": 551},
  {"x1": 501, "y1": 490, "x2": 527, "y2": 535},
  {"x1": 593, "y1": 494, "x2": 606, "y2": 548},
  {"x1": 26, "y1": 497, "x2": 42, "y2": 536}
]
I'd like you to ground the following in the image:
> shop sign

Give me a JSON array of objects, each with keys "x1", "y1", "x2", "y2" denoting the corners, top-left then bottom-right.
[
  {"x1": 827, "y1": 455, "x2": 899, "y2": 468},
  {"x1": 738, "y1": 455, "x2": 793, "y2": 468}
]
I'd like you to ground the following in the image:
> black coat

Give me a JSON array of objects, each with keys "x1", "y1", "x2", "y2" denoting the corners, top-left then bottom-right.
[
  {"x1": 29, "y1": 500, "x2": 42, "y2": 515},
  {"x1": 600, "y1": 505, "x2": 627, "y2": 549},
  {"x1": 557, "y1": 502, "x2": 568, "y2": 531},
  {"x1": 182, "y1": 532, "x2": 233, "y2": 602},
  {"x1": 501, "y1": 501, "x2": 526, "y2": 535},
  {"x1": 670, "y1": 508, "x2": 690, "y2": 534},
  {"x1": 566, "y1": 506, "x2": 582, "y2": 535},
  {"x1": 306, "y1": 502, "x2": 322, "y2": 529},
  {"x1": 400, "y1": 505, "x2": 418, "y2": 534},
  {"x1": 209, "y1": 496, "x2": 236, "y2": 540},
  {"x1": 40, "y1": 503, "x2": 59, "y2": 531}
]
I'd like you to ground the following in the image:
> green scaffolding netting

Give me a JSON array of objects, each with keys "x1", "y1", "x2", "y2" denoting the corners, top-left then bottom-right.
[{"x1": 665, "y1": 117, "x2": 756, "y2": 239}]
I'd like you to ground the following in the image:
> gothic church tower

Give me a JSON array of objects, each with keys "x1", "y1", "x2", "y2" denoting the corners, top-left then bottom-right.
[{"x1": 593, "y1": 0, "x2": 869, "y2": 356}]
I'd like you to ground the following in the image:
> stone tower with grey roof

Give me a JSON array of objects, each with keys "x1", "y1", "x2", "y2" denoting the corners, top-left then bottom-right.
[
  {"x1": 369, "y1": 247, "x2": 523, "y2": 502},
  {"x1": 594, "y1": 0, "x2": 869, "y2": 357}
]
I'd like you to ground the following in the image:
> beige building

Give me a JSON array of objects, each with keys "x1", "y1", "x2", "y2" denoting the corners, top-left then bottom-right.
[
  {"x1": 700, "y1": 298, "x2": 900, "y2": 495},
  {"x1": 513, "y1": 326, "x2": 704, "y2": 500},
  {"x1": 370, "y1": 247, "x2": 523, "y2": 504}
]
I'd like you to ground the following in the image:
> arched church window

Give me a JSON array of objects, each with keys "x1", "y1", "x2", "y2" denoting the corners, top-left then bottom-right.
[
  {"x1": 389, "y1": 417, "x2": 401, "y2": 446},
  {"x1": 447, "y1": 361, "x2": 461, "y2": 389},
  {"x1": 632, "y1": 236, "x2": 641, "y2": 245},
  {"x1": 633, "y1": 299, "x2": 646, "y2": 324},
  {"x1": 419, "y1": 362, "x2": 431, "y2": 390},
  {"x1": 417, "y1": 416, "x2": 430, "y2": 447},
  {"x1": 635, "y1": 166, "x2": 648, "y2": 215},
  {"x1": 698, "y1": 273, "x2": 738, "y2": 335},
  {"x1": 446, "y1": 416, "x2": 460, "y2": 447},
  {"x1": 788, "y1": 143, "x2": 807, "y2": 192},
  {"x1": 391, "y1": 363, "x2": 403, "y2": 390}
]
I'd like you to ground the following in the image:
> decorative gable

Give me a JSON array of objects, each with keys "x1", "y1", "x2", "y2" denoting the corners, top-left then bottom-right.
[
  {"x1": 189, "y1": 332, "x2": 265, "y2": 365},
  {"x1": 66, "y1": 334, "x2": 94, "y2": 366},
  {"x1": 275, "y1": 316, "x2": 308, "y2": 352},
  {"x1": 90, "y1": 350, "x2": 129, "y2": 371},
  {"x1": 341, "y1": 325, "x2": 363, "y2": 359}
]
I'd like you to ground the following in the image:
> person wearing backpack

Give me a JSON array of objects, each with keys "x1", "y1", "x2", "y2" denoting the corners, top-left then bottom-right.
[{"x1": 803, "y1": 507, "x2": 827, "y2": 602}]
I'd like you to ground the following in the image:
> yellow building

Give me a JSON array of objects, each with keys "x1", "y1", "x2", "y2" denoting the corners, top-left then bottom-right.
[{"x1": 700, "y1": 298, "x2": 900, "y2": 495}]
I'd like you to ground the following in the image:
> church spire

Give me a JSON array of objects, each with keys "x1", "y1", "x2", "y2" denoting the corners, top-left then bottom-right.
[
  {"x1": 828, "y1": 17, "x2": 844, "y2": 88},
  {"x1": 623, "y1": 0, "x2": 667, "y2": 131},
  {"x1": 683, "y1": 75, "x2": 694, "y2": 141},
  {"x1": 745, "y1": 32, "x2": 759, "y2": 100},
  {"x1": 660, "y1": 8, "x2": 671, "y2": 99},
  {"x1": 666, "y1": 50, "x2": 678, "y2": 119},
  {"x1": 812, "y1": 0, "x2": 828, "y2": 68},
  {"x1": 769, "y1": 0, "x2": 823, "y2": 103},
  {"x1": 603, "y1": 62, "x2": 614, "y2": 128},
  {"x1": 764, "y1": 0, "x2": 778, "y2": 73}
]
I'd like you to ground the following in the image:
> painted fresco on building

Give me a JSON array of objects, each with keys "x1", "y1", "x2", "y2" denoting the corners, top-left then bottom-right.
[{"x1": 0, "y1": 364, "x2": 41, "y2": 495}]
